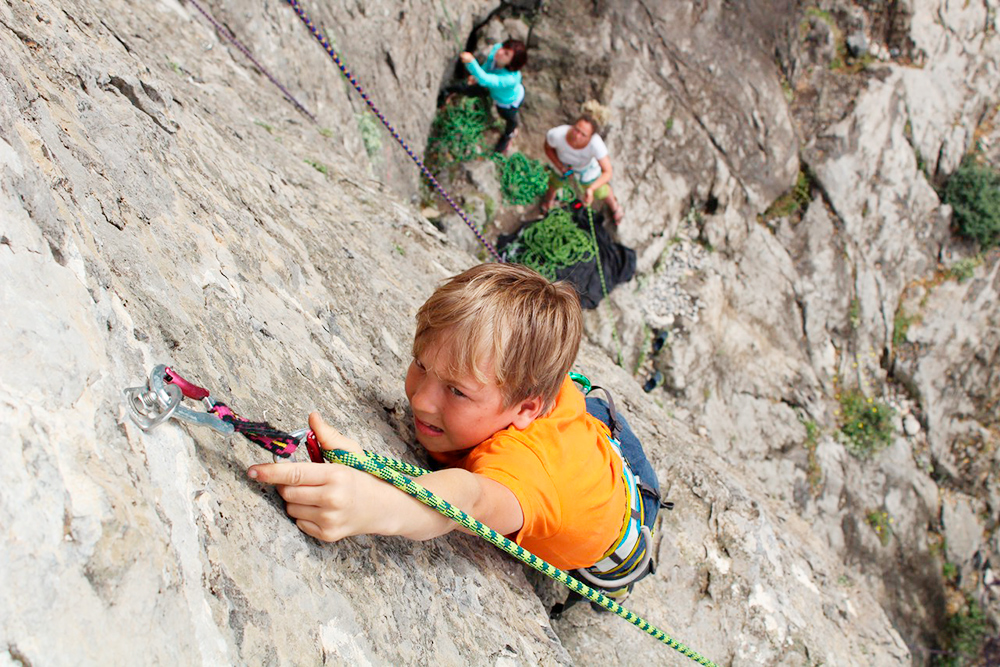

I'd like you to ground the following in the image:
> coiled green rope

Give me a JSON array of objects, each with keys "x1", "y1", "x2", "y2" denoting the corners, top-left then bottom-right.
[
  {"x1": 325, "y1": 447, "x2": 717, "y2": 666},
  {"x1": 427, "y1": 97, "x2": 497, "y2": 167},
  {"x1": 492, "y1": 152, "x2": 550, "y2": 205},
  {"x1": 506, "y1": 208, "x2": 595, "y2": 281}
]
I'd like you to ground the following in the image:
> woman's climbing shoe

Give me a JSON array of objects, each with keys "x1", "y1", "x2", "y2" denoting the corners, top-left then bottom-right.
[{"x1": 643, "y1": 370, "x2": 664, "y2": 393}]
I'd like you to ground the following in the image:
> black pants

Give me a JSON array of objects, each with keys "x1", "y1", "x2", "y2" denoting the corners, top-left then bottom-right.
[{"x1": 441, "y1": 82, "x2": 520, "y2": 153}]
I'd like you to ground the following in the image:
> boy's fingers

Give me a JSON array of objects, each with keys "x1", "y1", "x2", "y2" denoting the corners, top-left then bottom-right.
[
  {"x1": 276, "y1": 484, "x2": 324, "y2": 505},
  {"x1": 293, "y1": 518, "x2": 326, "y2": 541},
  {"x1": 247, "y1": 462, "x2": 330, "y2": 486}
]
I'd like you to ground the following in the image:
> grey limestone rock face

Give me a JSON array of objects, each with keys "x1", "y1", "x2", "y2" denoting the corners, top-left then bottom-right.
[
  {"x1": 2, "y1": 0, "x2": 996, "y2": 664},
  {"x1": 526, "y1": 0, "x2": 1000, "y2": 652}
]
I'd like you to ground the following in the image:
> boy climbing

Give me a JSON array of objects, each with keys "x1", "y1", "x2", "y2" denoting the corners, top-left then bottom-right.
[
  {"x1": 438, "y1": 39, "x2": 527, "y2": 154},
  {"x1": 248, "y1": 263, "x2": 663, "y2": 599},
  {"x1": 540, "y1": 113, "x2": 624, "y2": 223}
]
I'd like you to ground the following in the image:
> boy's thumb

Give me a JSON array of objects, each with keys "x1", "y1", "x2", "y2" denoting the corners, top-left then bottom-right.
[{"x1": 308, "y1": 412, "x2": 361, "y2": 454}]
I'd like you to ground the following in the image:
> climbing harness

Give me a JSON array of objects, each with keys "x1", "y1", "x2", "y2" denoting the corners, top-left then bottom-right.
[
  {"x1": 187, "y1": 0, "x2": 316, "y2": 123},
  {"x1": 282, "y1": 0, "x2": 502, "y2": 261},
  {"x1": 123, "y1": 365, "x2": 716, "y2": 666},
  {"x1": 559, "y1": 375, "x2": 673, "y2": 605}
]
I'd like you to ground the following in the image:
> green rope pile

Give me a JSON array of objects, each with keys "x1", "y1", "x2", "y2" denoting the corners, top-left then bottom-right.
[
  {"x1": 427, "y1": 96, "x2": 498, "y2": 168},
  {"x1": 492, "y1": 152, "x2": 550, "y2": 205},
  {"x1": 505, "y1": 208, "x2": 595, "y2": 281},
  {"x1": 325, "y1": 446, "x2": 718, "y2": 666}
]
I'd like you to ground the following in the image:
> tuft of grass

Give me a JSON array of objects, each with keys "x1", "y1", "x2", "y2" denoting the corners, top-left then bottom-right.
[
  {"x1": 865, "y1": 509, "x2": 893, "y2": 547},
  {"x1": 483, "y1": 194, "x2": 496, "y2": 222},
  {"x1": 356, "y1": 112, "x2": 382, "y2": 159},
  {"x1": 946, "y1": 255, "x2": 984, "y2": 283},
  {"x1": 304, "y1": 159, "x2": 329, "y2": 176},
  {"x1": 848, "y1": 297, "x2": 861, "y2": 330},
  {"x1": 763, "y1": 168, "x2": 814, "y2": 222},
  {"x1": 319, "y1": 127, "x2": 334, "y2": 138},
  {"x1": 254, "y1": 120, "x2": 274, "y2": 134},
  {"x1": 802, "y1": 419, "x2": 823, "y2": 495},
  {"x1": 893, "y1": 306, "x2": 916, "y2": 348},
  {"x1": 665, "y1": 117, "x2": 674, "y2": 132},
  {"x1": 838, "y1": 389, "x2": 895, "y2": 458}
]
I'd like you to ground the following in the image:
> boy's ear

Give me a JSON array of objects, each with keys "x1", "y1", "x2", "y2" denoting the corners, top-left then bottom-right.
[{"x1": 510, "y1": 396, "x2": 546, "y2": 430}]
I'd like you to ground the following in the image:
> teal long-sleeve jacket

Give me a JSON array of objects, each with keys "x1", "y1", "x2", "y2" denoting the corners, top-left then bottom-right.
[{"x1": 464, "y1": 44, "x2": 524, "y2": 107}]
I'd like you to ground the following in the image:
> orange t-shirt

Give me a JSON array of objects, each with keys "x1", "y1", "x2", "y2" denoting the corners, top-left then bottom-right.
[{"x1": 430, "y1": 376, "x2": 626, "y2": 570}]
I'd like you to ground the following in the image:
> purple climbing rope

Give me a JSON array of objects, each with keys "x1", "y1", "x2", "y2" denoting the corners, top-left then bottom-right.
[
  {"x1": 187, "y1": 0, "x2": 317, "y2": 123},
  {"x1": 282, "y1": 0, "x2": 503, "y2": 262}
]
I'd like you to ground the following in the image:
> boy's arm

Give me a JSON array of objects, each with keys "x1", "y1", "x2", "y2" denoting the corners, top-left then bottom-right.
[{"x1": 247, "y1": 412, "x2": 524, "y2": 542}]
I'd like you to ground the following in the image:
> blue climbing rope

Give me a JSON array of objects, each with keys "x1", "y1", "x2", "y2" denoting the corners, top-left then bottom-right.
[{"x1": 283, "y1": 0, "x2": 503, "y2": 262}]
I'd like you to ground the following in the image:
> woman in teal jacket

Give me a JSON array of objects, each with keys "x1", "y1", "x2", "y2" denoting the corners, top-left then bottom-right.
[{"x1": 439, "y1": 40, "x2": 527, "y2": 154}]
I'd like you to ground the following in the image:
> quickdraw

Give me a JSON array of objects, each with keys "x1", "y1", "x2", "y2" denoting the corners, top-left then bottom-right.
[
  {"x1": 123, "y1": 365, "x2": 717, "y2": 665},
  {"x1": 124, "y1": 364, "x2": 312, "y2": 460}
]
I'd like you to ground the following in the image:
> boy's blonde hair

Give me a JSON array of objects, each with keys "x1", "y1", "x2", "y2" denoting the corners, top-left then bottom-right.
[{"x1": 413, "y1": 263, "x2": 583, "y2": 411}]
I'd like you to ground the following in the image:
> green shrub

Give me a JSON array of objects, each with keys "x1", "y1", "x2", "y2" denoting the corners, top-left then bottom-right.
[
  {"x1": 934, "y1": 597, "x2": 988, "y2": 667},
  {"x1": 943, "y1": 156, "x2": 1000, "y2": 249},
  {"x1": 838, "y1": 389, "x2": 895, "y2": 458},
  {"x1": 947, "y1": 255, "x2": 984, "y2": 283},
  {"x1": 763, "y1": 169, "x2": 814, "y2": 221}
]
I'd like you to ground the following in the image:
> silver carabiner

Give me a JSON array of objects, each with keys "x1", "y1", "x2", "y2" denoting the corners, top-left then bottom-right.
[
  {"x1": 124, "y1": 364, "x2": 235, "y2": 435},
  {"x1": 273, "y1": 428, "x2": 311, "y2": 463}
]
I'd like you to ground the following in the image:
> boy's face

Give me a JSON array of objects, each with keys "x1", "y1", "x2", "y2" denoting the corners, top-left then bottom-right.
[{"x1": 405, "y1": 334, "x2": 537, "y2": 454}]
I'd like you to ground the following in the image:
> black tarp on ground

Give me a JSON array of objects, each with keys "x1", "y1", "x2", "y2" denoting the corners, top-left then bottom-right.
[{"x1": 497, "y1": 203, "x2": 636, "y2": 309}]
